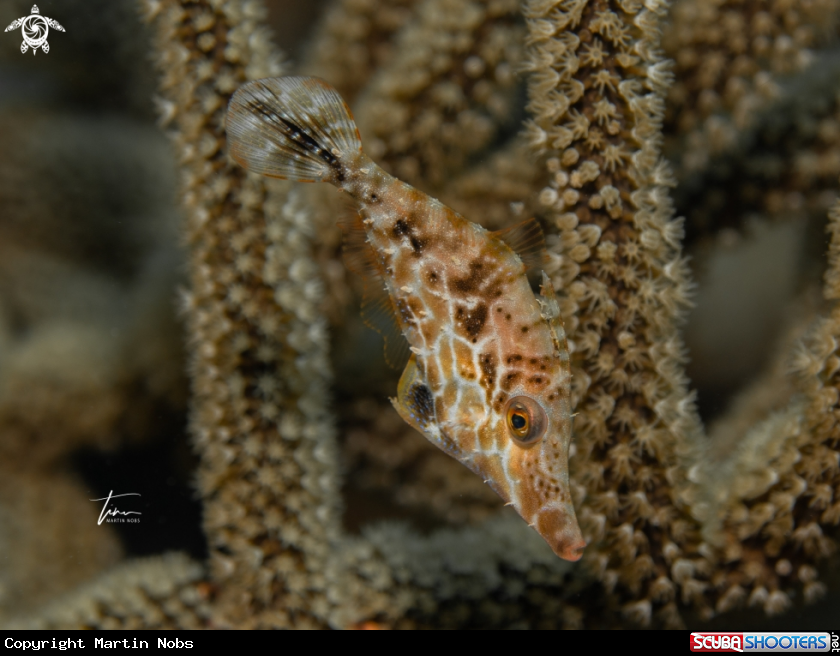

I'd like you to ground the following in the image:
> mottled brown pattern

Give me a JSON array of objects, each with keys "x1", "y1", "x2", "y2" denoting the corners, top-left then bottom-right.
[
  {"x1": 457, "y1": 303, "x2": 488, "y2": 339},
  {"x1": 222, "y1": 67, "x2": 585, "y2": 560}
]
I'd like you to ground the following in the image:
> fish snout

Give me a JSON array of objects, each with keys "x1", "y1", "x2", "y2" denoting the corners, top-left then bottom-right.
[
  {"x1": 536, "y1": 506, "x2": 586, "y2": 562},
  {"x1": 555, "y1": 533, "x2": 586, "y2": 562}
]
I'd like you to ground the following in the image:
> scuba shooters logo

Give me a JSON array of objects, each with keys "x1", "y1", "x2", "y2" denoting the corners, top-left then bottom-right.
[
  {"x1": 4, "y1": 5, "x2": 65, "y2": 55},
  {"x1": 690, "y1": 633, "x2": 835, "y2": 652},
  {"x1": 692, "y1": 635, "x2": 744, "y2": 652}
]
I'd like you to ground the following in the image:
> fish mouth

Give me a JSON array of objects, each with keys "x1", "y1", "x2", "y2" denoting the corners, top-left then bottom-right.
[
  {"x1": 536, "y1": 505, "x2": 586, "y2": 562},
  {"x1": 554, "y1": 535, "x2": 586, "y2": 562}
]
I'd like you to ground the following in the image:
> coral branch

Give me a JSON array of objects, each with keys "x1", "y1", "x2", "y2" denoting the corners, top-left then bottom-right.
[
  {"x1": 146, "y1": 0, "x2": 341, "y2": 628},
  {"x1": 523, "y1": 0, "x2": 703, "y2": 625},
  {"x1": 3, "y1": 0, "x2": 840, "y2": 630},
  {"x1": 8, "y1": 554, "x2": 209, "y2": 629},
  {"x1": 663, "y1": 0, "x2": 840, "y2": 177}
]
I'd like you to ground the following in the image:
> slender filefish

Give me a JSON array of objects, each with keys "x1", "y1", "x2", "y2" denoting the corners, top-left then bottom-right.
[{"x1": 226, "y1": 76, "x2": 585, "y2": 561}]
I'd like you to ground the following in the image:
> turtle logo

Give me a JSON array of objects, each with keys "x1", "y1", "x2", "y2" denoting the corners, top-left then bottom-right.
[{"x1": 4, "y1": 5, "x2": 65, "y2": 55}]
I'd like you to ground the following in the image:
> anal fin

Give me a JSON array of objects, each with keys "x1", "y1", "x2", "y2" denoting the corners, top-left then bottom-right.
[
  {"x1": 341, "y1": 213, "x2": 410, "y2": 370},
  {"x1": 341, "y1": 212, "x2": 379, "y2": 278},
  {"x1": 361, "y1": 286, "x2": 411, "y2": 369},
  {"x1": 491, "y1": 218, "x2": 546, "y2": 272}
]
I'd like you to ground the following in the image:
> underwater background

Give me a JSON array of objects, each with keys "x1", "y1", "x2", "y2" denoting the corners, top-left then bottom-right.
[{"x1": 0, "y1": 0, "x2": 838, "y2": 629}]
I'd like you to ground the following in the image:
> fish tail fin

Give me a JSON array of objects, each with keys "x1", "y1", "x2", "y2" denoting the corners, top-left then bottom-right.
[{"x1": 226, "y1": 76, "x2": 362, "y2": 183}]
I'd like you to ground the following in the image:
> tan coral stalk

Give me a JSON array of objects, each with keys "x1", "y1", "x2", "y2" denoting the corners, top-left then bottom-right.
[
  {"x1": 301, "y1": 0, "x2": 421, "y2": 102},
  {"x1": 352, "y1": 0, "x2": 524, "y2": 188},
  {"x1": 146, "y1": 0, "x2": 341, "y2": 628},
  {"x1": 684, "y1": 201, "x2": 840, "y2": 616},
  {"x1": 523, "y1": 0, "x2": 706, "y2": 625},
  {"x1": 8, "y1": 554, "x2": 208, "y2": 630},
  {"x1": 663, "y1": 0, "x2": 840, "y2": 176},
  {"x1": 10, "y1": 0, "x2": 840, "y2": 630}
]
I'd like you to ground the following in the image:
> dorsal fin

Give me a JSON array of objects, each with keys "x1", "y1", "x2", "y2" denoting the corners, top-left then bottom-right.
[
  {"x1": 340, "y1": 214, "x2": 410, "y2": 370},
  {"x1": 538, "y1": 272, "x2": 571, "y2": 374},
  {"x1": 490, "y1": 218, "x2": 546, "y2": 271}
]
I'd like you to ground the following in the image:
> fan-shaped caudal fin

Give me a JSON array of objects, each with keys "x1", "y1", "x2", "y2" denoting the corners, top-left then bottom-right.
[{"x1": 226, "y1": 76, "x2": 362, "y2": 183}]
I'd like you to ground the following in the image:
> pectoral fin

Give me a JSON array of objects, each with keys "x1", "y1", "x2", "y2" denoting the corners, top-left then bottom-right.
[{"x1": 390, "y1": 355, "x2": 436, "y2": 434}]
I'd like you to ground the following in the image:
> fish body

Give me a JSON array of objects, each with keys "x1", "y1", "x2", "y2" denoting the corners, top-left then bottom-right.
[{"x1": 226, "y1": 76, "x2": 585, "y2": 561}]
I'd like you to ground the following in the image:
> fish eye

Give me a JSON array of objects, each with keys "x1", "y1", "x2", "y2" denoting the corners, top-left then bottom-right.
[{"x1": 505, "y1": 396, "x2": 547, "y2": 447}]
